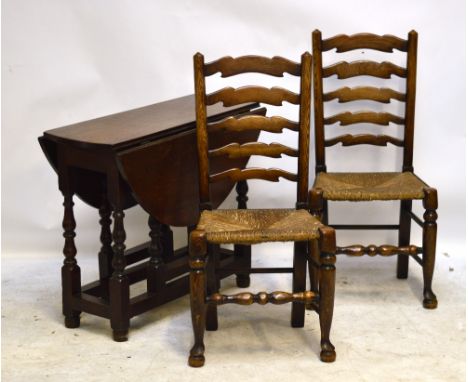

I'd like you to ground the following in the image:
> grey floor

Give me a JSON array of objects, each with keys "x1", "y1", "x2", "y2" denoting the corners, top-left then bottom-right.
[{"x1": 2, "y1": 243, "x2": 465, "y2": 382}]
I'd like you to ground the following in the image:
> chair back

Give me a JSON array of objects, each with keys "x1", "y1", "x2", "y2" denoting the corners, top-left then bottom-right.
[
  {"x1": 194, "y1": 53, "x2": 312, "y2": 210},
  {"x1": 312, "y1": 30, "x2": 418, "y2": 173}
]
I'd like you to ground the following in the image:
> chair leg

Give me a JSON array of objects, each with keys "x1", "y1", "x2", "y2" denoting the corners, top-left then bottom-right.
[
  {"x1": 306, "y1": 240, "x2": 320, "y2": 310},
  {"x1": 291, "y1": 241, "x2": 307, "y2": 328},
  {"x1": 188, "y1": 230, "x2": 208, "y2": 367},
  {"x1": 235, "y1": 180, "x2": 251, "y2": 287},
  {"x1": 397, "y1": 200, "x2": 412, "y2": 279},
  {"x1": 308, "y1": 187, "x2": 324, "y2": 307},
  {"x1": 206, "y1": 244, "x2": 219, "y2": 331},
  {"x1": 422, "y1": 188, "x2": 438, "y2": 309},
  {"x1": 318, "y1": 227, "x2": 336, "y2": 363}
]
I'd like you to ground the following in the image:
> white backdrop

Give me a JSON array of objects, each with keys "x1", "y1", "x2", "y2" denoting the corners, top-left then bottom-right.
[{"x1": 2, "y1": 0, "x2": 465, "y2": 260}]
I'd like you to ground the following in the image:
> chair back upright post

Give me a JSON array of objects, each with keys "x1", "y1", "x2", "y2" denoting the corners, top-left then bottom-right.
[
  {"x1": 403, "y1": 31, "x2": 418, "y2": 172},
  {"x1": 193, "y1": 53, "x2": 211, "y2": 211},
  {"x1": 311, "y1": 29, "x2": 418, "y2": 174},
  {"x1": 193, "y1": 53, "x2": 312, "y2": 211}
]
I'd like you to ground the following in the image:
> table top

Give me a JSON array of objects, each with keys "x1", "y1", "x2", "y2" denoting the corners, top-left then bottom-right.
[{"x1": 43, "y1": 94, "x2": 256, "y2": 149}]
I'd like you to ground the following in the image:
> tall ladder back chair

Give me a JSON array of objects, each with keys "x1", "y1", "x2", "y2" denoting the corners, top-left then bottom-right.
[
  {"x1": 189, "y1": 52, "x2": 337, "y2": 367},
  {"x1": 310, "y1": 30, "x2": 437, "y2": 308}
]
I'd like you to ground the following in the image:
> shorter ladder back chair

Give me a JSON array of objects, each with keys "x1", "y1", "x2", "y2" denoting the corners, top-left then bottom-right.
[
  {"x1": 189, "y1": 52, "x2": 337, "y2": 367},
  {"x1": 310, "y1": 30, "x2": 438, "y2": 308}
]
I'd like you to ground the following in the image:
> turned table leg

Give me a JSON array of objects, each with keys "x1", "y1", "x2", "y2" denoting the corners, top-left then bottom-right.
[
  {"x1": 147, "y1": 215, "x2": 165, "y2": 293},
  {"x1": 109, "y1": 208, "x2": 130, "y2": 341},
  {"x1": 98, "y1": 193, "x2": 113, "y2": 293},
  {"x1": 61, "y1": 193, "x2": 81, "y2": 328}
]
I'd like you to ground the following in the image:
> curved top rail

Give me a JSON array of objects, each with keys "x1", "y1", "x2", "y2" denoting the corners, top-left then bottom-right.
[
  {"x1": 204, "y1": 55, "x2": 302, "y2": 77},
  {"x1": 322, "y1": 33, "x2": 408, "y2": 53}
]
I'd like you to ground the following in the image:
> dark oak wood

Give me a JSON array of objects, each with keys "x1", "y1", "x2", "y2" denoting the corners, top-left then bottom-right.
[
  {"x1": 397, "y1": 200, "x2": 412, "y2": 278},
  {"x1": 117, "y1": 118, "x2": 261, "y2": 226},
  {"x1": 61, "y1": 193, "x2": 81, "y2": 328},
  {"x1": 291, "y1": 241, "x2": 308, "y2": 328},
  {"x1": 43, "y1": 95, "x2": 253, "y2": 148},
  {"x1": 190, "y1": 52, "x2": 336, "y2": 367},
  {"x1": 311, "y1": 30, "x2": 438, "y2": 309},
  {"x1": 39, "y1": 94, "x2": 262, "y2": 341},
  {"x1": 234, "y1": 180, "x2": 251, "y2": 288},
  {"x1": 204, "y1": 55, "x2": 301, "y2": 77},
  {"x1": 147, "y1": 216, "x2": 165, "y2": 293},
  {"x1": 109, "y1": 208, "x2": 130, "y2": 342},
  {"x1": 98, "y1": 194, "x2": 113, "y2": 283}
]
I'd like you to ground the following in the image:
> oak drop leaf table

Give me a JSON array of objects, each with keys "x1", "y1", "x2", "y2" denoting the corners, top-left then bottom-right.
[{"x1": 39, "y1": 95, "x2": 262, "y2": 341}]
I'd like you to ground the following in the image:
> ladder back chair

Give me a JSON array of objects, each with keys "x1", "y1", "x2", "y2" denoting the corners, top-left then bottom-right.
[
  {"x1": 310, "y1": 30, "x2": 437, "y2": 309},
  {"x1": 189, "y1": 52, "x2": 337, "y2": 367}
]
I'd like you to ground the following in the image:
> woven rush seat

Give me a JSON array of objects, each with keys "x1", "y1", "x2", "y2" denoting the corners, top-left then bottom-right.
[
  {"x1": 314, "y1": 172, "x2": 427, "y2": 201},
  {"x1": 197, "y1": 209, "x2": 322, "y2": 244}
]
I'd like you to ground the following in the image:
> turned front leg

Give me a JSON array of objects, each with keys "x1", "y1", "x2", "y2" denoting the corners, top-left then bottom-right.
[
  {"x1": 318, "y1": 226, "x2": 336, "y2": 363},
  {"x1": 422, "y1": 188, "x2": 438, "y2": 309},
  {"x1": 147, "y1": 215, "x2": 165, "y2": 293},
  {"x1": 188, "y1": 230, "x2": 207, "y2": 368},
  {"x1": 307, "y1": 189, "x2": 323, "y2": 310},
  {"x1": 109, "y1": 209, "x2": 130, "y2": 341},
  {"x1": 62, "y1": 193, "x2": 81, "y2": 328}
]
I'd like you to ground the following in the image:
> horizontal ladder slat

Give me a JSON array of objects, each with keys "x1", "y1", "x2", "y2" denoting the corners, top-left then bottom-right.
[
  {"x1": 208, "y1": 115, "x2": 299, "y2": 133},
  {"x1": 207, "y1": 291, "x2": 317, "y2": 305},
  {"x1": 325, "y1": 134, "x2": 404, "y2": 147},
  {"x1": 323, "y1": 86, "x2": 406, "y2": 103},
  {"x1": 323, "y1": 61, "x2": 407, "y2": 79},
  {"x1": 204, "y1": 55, "x2": 301, "y2": 77},
  {"x1": 206, "y1": 86, "x2": 300, "y2": 107},
  {"x1": 209, "y1": 142, "x2": 298, "y2": 159},
  {"x1": 322, "y1": 33, "x2": 408, "y2": 53},
  {"x1": 324, "y1": 111, "x2": 405, "y2": 126},
  {"x1": 210, "y1": 167, "x2": 298, "y2": 183}
]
